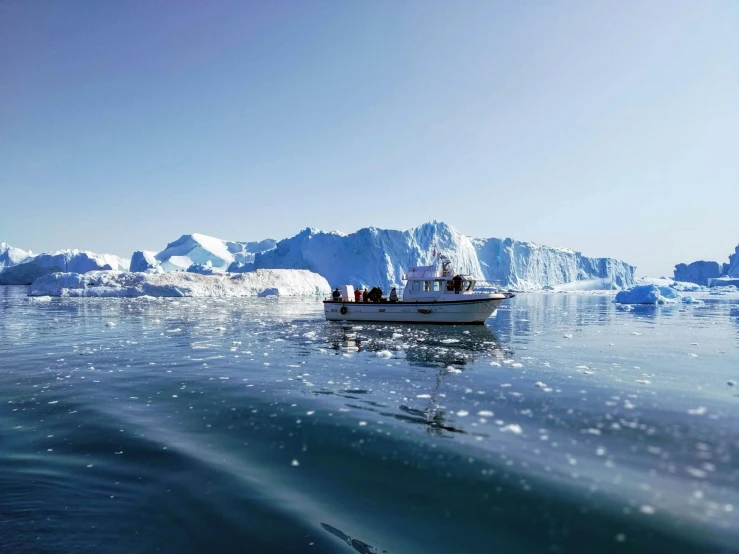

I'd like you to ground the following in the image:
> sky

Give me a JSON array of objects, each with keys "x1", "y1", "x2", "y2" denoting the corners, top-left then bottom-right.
[{"x1": 1, "y1": 0, "x2": 737, "y2": 276}]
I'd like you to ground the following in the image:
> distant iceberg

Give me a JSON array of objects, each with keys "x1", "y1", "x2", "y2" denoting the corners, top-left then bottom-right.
[
  {"x1": 152, "y1": 233, "x2": 276, "y2": 272},
  {"x1": 674, "y1": 245, "x2": 739, "y2": 286},
  {"x1": 28, "y1": 270, "x2": 331, "y2": 298},
  {"x1": 0, "y1": 250, "x2": 129, "y2": 285},
  {"x1": 0, "y1": 242, "x2": 33, "y2": 269}
]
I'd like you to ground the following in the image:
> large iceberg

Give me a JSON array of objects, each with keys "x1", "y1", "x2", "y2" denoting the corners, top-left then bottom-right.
[
  {"x1": 28, "y1": 270, "x2": 331, "y2": 298},
  {"x1": 0, "y1": 242, "x2": 33, "y2": 269},
  {"x1": 0, "y1": 250, "x2": 129, "y2": 285},
  {"x1": 246, "y1": 221, "x2": 635, "y2": 291},
  {"x1": 673, "y1": 261, "x2": 721, "y2": 286},
  {"x1": 153, "y1": 233, "x2": 276, "y2": 272}
]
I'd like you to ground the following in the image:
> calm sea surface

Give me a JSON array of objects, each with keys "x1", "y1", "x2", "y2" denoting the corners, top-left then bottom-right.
[{"x1": 1, "y1": 286, "x2": 738, "y2": 553}]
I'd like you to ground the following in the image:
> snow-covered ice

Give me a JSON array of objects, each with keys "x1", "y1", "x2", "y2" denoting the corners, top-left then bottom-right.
[{"x1": 27, "y1": 269, "x2": 331, "y2": 298}]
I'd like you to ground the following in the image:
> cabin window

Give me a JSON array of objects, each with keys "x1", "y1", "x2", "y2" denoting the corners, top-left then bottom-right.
[
  {"x1": 412, "y1": 281, "x2": 421, "y2": 292},
  {"x1": 424, "y1": 281, "x2": 431, "y2": 292},
  {"x1": 433, "y1": 281, "x2": 442, "y2": 292},
  {"x1": 446, "y1": 281, "x2": 454, "y2": 291}
]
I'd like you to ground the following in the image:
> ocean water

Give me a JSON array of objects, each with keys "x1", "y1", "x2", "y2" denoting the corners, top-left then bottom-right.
[{"x1": 1, "y1": 285, "x2": 738, "y2": 554}]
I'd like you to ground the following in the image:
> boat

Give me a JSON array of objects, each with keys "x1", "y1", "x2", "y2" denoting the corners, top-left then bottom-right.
[{"x1": 324, "y1": 252, "x2": 514, "y2": 324}]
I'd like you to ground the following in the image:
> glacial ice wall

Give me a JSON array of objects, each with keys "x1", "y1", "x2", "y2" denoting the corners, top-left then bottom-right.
[{"x1": 251, "y1": 222, "x2": 636, "y2": 291}]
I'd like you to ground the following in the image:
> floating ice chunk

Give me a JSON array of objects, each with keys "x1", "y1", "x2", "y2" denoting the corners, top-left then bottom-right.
[
  {"x1": 500, "y1": 424, "x2": 523, "y2": 434},
  {"x1": 635, "y1": 379, "x2": 651, "y2": 385},
  {"x1": 456, "y1": 410, "x2": 469, "y2": 417},
  {"x1": 105, "y1": 321, "x2": 116, "y2": 328},
  {"x1": 614, "y1": 284, "x2": 681, "y2": 305},
  {"x1": 291, "y1": 459, "x2": 300, "y2": 467},
  {"x1": 375, "y1": 350, "x2": 393, "y2": 359},
  {"x1": 728, "y1": 380, "x2": 736, "y2": 387},
  {"x1": 477, "y1": 410, "x2": 494, "y2": 417},
  {"x1": 688, "y1": 406, "x2": 707, "y2": 416}
]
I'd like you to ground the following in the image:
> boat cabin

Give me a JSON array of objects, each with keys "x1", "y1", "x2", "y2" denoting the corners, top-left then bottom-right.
[{"x1": 402, "y1": 254, "x2": 478, "y2": 302}]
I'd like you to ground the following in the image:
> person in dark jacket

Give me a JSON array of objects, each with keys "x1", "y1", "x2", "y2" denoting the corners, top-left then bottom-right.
[
  {"x1": 389, "y1": 287, "x2": 398, "y2": 302},
  {"x1": 452, "y1": 275, "x2": 462, "y2": 294},
  {"x1": 362, "y1": 288, "x2": 369, "y2": 303},
  {"x1": 332, "y1": 288, "x2": 341, "y2": 301}
]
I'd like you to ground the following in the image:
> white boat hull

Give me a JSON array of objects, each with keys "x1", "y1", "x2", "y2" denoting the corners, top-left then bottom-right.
[{"x1": 324, "y1": 294, "x2": 511, "y2": 325}]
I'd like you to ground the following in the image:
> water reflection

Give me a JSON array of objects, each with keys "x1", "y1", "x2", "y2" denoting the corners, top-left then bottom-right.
[{"x1": 322, "y1": 323, "x2": 510, "y2": 368}]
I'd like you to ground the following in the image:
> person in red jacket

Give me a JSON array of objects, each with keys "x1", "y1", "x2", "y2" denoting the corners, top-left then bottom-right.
[{"x1": 354, "y1": 287, "x2": 362, "y2": 303}]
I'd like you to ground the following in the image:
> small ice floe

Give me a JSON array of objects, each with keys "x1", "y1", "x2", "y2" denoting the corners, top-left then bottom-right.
[
  {"x1": 291, "y1": 459, "x2": 300, "y2": 467},
  {"x1": 105, "y1": 321, "x2": 116, "y2": 328},
  {"x1": 500, "y1": 424, "x2": 522, "y2": 435},
  {"x1": 639, "y1": 505, "x2": 656, "y2": 515},
  {"x1": 440, "y1": 338, "x2": 459, "y2": 344},
  {"x1": 358, "y1": 421, "x2": 367, "y2": 426},
  {"x1": 631, "y1": 332, "x2": 643, "y2": 336},
  {"x1": 688, "y1": 353, "x2": 698, "y2": 358},
  {"x1": 446, "y1": 366, "x2": 462, "y2": 374},
  {"x1": 728, "y1": 380, "x2": 736, "y2": 387},
  {"x1": 489, "y1": 361, "x2": 501, "y2": 367},
  {"x1": 510, "y1": 362, "x2": 523, "y2": 368},
  {"x1": 477, "y1": 410, "x2": 494, "y2": 417},
  {"x1": 534, "y1": 381, "x2": 547, "y2": 389},
  {"x1": 416, "y1": 394, "x2": 431, "y2": 398},
  {"x1": 688, "y1": 406, "x2": 707, "y2": 416},
  {"x1": 456, "y1": 410, "x2": 469, "y2": 417},
  {"x1": 375, "y1": 350, "x2": 393, "y2": 359},
  {"x1": 563, "y1": 334, "x2": 573, "y2": 339},
  {"x1": 635, "y1": 379, "x2": 651, "y2": 385}
]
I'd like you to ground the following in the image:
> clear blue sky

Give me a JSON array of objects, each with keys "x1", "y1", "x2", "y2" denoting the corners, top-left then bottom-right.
[{"x1": 1, "y1": 0, "x2": 737, "y2": 276}]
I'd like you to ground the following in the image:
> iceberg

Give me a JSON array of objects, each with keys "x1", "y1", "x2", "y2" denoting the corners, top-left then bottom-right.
[
  {"x1": 248, "y1": 221, "x2": 635, "y2": 291},
  {"x1": 674, "y1": 245, "x2": 739, "y2": 286},
  {"x1": 0, "y1": 242, "x2": 33, "y2": 269},
  {"x1": 0, "y1": 250, "x2": 129, "y2": 285},
  {"x1": 673, "y1": 261, "x2": 721, "y2": 286},
  {"x1": 27, "y1": 270, "x2": 331, "y2": 298},
  {"x1": 725, "y1": 246, "x2": 739, "y2": 278},
  {"x1": 153, "y1": 233, "x2": 276, "y2": 272},
  {"x1": 614, "y1": 284, "x2": 682, "y2": 305},
  {"x1": 129, "y1": 251, "x2": 163, "y2": 273}
]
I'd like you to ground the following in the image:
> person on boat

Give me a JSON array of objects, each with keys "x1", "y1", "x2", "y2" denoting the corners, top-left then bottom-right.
[
  {"x1": 332, "y1": 288, "x2": 341, "y2": 301},
  {"x1": 389, "y1": 287, "x2": 398, "y2": 302},
  {"x1": 362, "y1": 288, "x2": 369, "y2": 302},
  {"x1": 354, "y1": 287, "x2": 362, "y2": 303},
  {"x1": 368, "y1": 286, "x2": 382, "y2": 303},
  {"x1": 452, "y1": 274, "x2": 462, "y2": 294}
]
